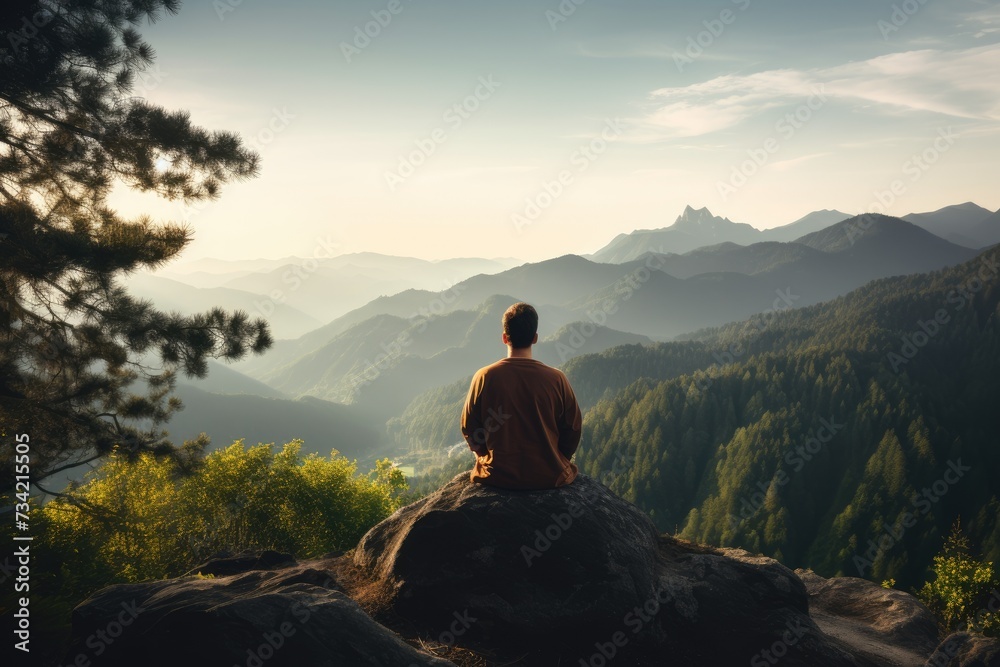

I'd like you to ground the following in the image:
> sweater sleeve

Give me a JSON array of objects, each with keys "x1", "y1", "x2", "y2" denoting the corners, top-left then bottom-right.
[
  {"x1": 461, "y1": 371, "x2": 488, "y2": 456},
  {"x1": 557, "y1": 375, "x2": 583, "y2": 460}
]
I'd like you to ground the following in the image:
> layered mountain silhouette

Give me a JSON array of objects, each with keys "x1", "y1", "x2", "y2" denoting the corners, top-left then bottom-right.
[
  {"x1": 248, "y1": 295, "x2": 650, "y2": 422},
  {"x1": 151, "y1": 253, "x2": 521, "y2": 331},
  {"x1": 903, "y1": 202, "x2": 998, "y2": 248},
  {"x1": 590, "y1": 205, "x2": 855, "y2": 262},
  {"x1": 126, "y1": 273, "x2": 323, "y2": 339},
  {"x1": 232, "y1": 215, "x2": 976, "y2": 430},
  {"x1": 590, "y1": 203, "x2": 998, "y2": 262},
  {"x1": 591, "y1": 205, "x2": 763, "y2": 262}
]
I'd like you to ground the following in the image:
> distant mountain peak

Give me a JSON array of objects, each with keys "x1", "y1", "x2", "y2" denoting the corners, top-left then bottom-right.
[{"x1": 674, "y1": 205, "x2": 734, "y2": 229}]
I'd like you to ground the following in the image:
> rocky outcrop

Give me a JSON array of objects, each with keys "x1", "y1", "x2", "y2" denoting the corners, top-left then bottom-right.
[
  {"x1": 63, "y1": 554, "x2": 455, "y2": 667},
  {"x1": 350, "y1": 472, "x2": 874, "y2": 666},
  {"x1": 796, "y1": 569, "x2": 940, "y2": 667},
  {"x1": 65, "y1": 472, "x2": 981, "y2": 666}
]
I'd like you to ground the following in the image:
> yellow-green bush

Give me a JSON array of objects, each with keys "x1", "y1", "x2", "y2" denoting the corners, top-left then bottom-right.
[
  {"x1": 917, "y1": 522, "x2": 1000, "y2": 638},
  {"x1": 35, "y1": 440, "x2": 407, "y2": 600}
]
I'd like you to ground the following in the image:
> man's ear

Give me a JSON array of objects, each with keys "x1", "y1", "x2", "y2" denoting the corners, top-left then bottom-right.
[
  {"x1": 502, "y1": 332, "x2": 509, "y2": 346},
  {"x1": 532, "y1": 333, "x2": 538, "y2": 344}
]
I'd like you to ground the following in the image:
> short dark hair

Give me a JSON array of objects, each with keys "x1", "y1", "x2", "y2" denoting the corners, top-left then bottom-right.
[{"x1": 502, "y1": 302, "x2": 538, "y2": 349}]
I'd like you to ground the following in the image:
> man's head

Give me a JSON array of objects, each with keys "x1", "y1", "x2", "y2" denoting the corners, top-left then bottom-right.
[{"x1": 502, "y1": 302, "x2": 538, "y2": 349}]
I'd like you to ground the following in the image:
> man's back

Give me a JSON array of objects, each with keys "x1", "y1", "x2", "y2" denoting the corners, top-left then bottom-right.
[{"x1": 462, "y1": 356, "x2": 582, "y2": 490}]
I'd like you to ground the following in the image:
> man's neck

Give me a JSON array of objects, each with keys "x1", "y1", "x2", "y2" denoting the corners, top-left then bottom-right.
[{"x1": 507, "y1": 346, "x2": 533, "y2": 359}]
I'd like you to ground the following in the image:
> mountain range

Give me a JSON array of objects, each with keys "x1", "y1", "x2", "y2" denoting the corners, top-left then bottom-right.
[
  {"x1": 135, "y1": 202, "x2": 995, "y2": 477},
  {"x1": 590, "y1": 202, "x2": 999, "y2": 263},
  {"x1": 902, "y1": 202, "x2": 999, "y2": 248},
  {"x1": 152, "y1": 252, "x2": 522, "y2": 327}
]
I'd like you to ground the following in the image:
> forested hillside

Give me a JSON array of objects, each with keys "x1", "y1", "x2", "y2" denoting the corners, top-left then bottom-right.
[{"x1": 573, "y1": 247, "x2": 1000, "y2": 588}]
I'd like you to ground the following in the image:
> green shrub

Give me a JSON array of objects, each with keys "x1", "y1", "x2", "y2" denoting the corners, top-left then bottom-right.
[
  {"x1": 917, "y1": 522, "x2": 1000, "y2": 638},
  {"x1": 35, "y1": 440, "x2": 407, "y2": 601}
]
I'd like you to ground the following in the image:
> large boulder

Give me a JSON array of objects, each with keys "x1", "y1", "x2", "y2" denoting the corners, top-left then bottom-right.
[
  {"x1": 63, "y1": 553, "x2": 454, "y2": 667},
  {"x1": 353, "y1": 471, "x2": 666, "y2": 663},
  {"x1": 350, "y1": 471, "x2": 870, "y2": 665}
]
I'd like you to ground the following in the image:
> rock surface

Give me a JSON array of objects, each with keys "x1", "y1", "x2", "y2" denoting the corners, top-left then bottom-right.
[
  {"x1": 64, "y1": 554, "x2": 455, "y2": 667},
  {"x1": 796, "y1": 569, "x2": 940, "y2": 667},
  {"x1": 350, "y1": 472, "x2": 876, "y2": 665},
  {"x1": 924, "y1": 632, "x2": 1000, "y2": 667},
  {"x1": 65, "y1": 472, "x2": 981, "y2": 667}
]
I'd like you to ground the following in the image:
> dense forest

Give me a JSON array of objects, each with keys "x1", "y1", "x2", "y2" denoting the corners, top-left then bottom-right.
[{"x1": 576, "y1": 247, "x2": 1000, "y2": 588}]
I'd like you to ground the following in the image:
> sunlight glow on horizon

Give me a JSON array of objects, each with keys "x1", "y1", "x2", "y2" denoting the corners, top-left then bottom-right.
[{"x1": 106, "y1": 0, "x2": 1000, "y2": 263}]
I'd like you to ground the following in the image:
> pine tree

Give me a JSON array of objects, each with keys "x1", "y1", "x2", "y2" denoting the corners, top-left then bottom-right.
[{"x1": 0, "y1": 0, "x2": 270, "y2": 492}]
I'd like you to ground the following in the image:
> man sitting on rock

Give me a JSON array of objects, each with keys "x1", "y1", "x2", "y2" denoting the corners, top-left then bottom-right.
[{"x1": 461, "y1": 302, "x2": 583, "y2": 490}]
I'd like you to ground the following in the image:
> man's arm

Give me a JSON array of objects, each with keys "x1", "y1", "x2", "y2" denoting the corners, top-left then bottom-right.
[
  {"x1": 461, "y1": 372, "x2": 488, "y2": 456},
  {"x1": 557, "y1": 376, "x2": 583, "y2": 460}
]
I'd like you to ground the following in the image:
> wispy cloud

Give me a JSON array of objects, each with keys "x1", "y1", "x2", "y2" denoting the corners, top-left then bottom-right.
[
  {"x1": 961, "y1": 1, "x2": 1000, "y2": 32},
  {"x1": 630, "y1": 44, "x2": 1000, "y2": 140}
]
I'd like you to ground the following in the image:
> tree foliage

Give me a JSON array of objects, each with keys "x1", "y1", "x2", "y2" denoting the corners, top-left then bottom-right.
[
  {"x1": 0, "y1": 0, "x2": 270, "y2": 489},
  {"x1": 918, "y1": 521, "x2": 1000, "y2": 637},
  {"x1": 571, "y1": 249, "x2": 1000, "y2": 588},
  {"x1": 33, "y1": 440, "x2": 407, "y2": 601}
]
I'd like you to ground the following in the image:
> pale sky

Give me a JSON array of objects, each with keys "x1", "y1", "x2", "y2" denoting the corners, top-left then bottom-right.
[{"x1": 109, "y1": 0, "x2": 1000, "y2": 263}]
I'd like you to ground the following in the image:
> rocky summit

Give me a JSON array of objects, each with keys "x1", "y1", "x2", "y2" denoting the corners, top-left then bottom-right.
[{"x1": 65, "y1": 472, "x2": 1000, "y2": 666}]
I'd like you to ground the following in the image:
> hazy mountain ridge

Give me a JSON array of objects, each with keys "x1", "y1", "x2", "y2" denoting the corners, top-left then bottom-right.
[
  {"x1": 156, "y1": 252, "x2": 523, "y2": 327},
  {"x1": 591, "y1": 202, "x2": 997, "y2": 262},
  {"x1": 591, "y1": 205, "x2": 763, "y2": 262},
  {"x1": 126, "y1": 273, "x2": 323, "y2": 339},
  {"x1": 164, "y1": 385, "x2": 386, "y2": 466},
  {"x1": 903, "y1": 202, "x2": 997, "y2": 248},
  {"x1": 253, "y1": 294, "x2": 654, "y2": 424}
]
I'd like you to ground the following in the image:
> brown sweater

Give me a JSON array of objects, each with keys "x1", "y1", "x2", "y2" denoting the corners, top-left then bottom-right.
[{"x1": 461, "y1": 357, "x2": 582, "y2": 490}]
